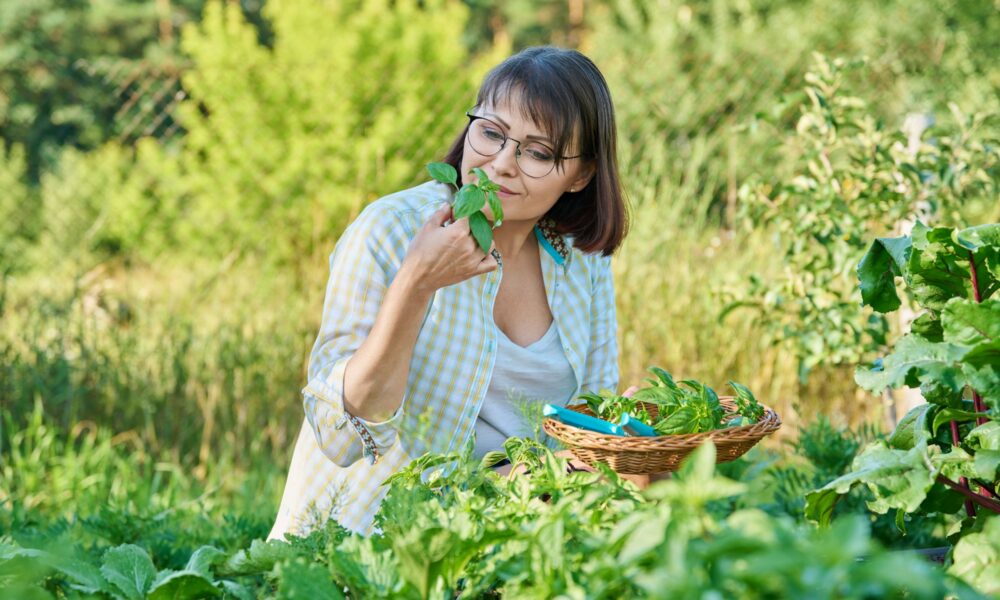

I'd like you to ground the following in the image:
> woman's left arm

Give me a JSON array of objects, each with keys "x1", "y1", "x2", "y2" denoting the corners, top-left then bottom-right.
[{"x1": 580, "y1": 255, "x2": 620, "y2": 394}]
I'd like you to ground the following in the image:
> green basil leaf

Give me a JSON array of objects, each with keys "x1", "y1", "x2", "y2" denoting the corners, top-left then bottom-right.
[
  {"x1": 426, "y1": 162, "x2": 457, "y2": 185},
  {"x1": 486, "y1": 190, "x2": 503, "y2": 226},
  {"x1": 468, "y1": 211, "x2": 493, "y2": 254},
  {"x1": 453, "y1": 185, "x2": 485, "y2": 220}
]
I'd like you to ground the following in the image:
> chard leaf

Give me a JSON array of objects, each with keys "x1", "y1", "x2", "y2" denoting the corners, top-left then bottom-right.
[
  {"x1": 907, "y1": 222, "x2": 973, "y2": 312},
  {"x1": 973, "y1": 450, "x2": 1000, "y2": 481},
  {"x1": 930, "y1": 408, "x2": 989, "y2": 437},
  {"x1": 426, "y1": 162, "x2": 457, "y2": 186},
  {"x1": 857, "y1": 234, "x2": 910, "y2": 312},
  {"x1": 954, "y1": 223, "x2": 1000, "y2": 251},
  {"x1": 910, "y1": 312, "x2": 944, "y2": 342},
  {"x1": 948, "y1": 515, "x2": 1000, "y2": 596},
  {"x1": 942, "y1": 298, "x2": 1000, "y2": 346},
  {"x1": 962, "y1": 344, "x2": 1000, "y2": 411},
  {"x1": 966, "y1": 421, "x2": 1000, "y2": 451},
  {"x1": 887, "y1": 403, "x2": 932, "y2": 450},
  {"x1": 100, "y1": 545, "x2": 156, "y2": 600},
  {"x1": 854, "y1": 334, "x2": 968, "y2": 396},
  {"x1": 805, "y1": 442, "x2": 936, "y2": 526},
  {"x1": 468, "y1": 211, "x2": 492, "y2": 254}
]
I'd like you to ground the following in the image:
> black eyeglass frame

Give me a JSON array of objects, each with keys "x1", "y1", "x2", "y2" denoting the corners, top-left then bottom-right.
[{"x1": 464, "y1": 112, "x2": 585, "y2": 179}]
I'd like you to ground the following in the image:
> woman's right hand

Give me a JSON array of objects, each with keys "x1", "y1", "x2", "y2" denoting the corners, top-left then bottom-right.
[{"x1": 400, "y1": 204, "x2": 498, "y2": 293}]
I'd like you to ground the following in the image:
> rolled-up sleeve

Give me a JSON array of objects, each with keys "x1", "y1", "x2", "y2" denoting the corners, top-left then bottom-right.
[
  {"x1": 580, "y1": 255, "x2": 620, "y2": 394},
  {"x1": 302, "y1": 203, "x2": 411, "y2": 467}
]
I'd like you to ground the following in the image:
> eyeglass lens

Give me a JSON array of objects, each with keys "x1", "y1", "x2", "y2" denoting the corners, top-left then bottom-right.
[{"x1": 468, "y1": 118, "x2": 557, "y2": 178}]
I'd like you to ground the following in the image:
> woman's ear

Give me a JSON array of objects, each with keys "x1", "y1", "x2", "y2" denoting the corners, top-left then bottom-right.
[{"x1": 567, "y1": 162, "x2": 596, "y2": 193}]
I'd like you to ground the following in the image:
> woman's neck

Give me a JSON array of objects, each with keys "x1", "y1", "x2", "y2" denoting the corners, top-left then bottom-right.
[{"x1": 492, "y1": 220, "x2": 538, "y2": 263}]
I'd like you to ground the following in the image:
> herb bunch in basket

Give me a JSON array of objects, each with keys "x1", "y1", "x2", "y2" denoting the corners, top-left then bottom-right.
[{"x1": 578, "y1": 367, "x2": 766, "y2": 435}]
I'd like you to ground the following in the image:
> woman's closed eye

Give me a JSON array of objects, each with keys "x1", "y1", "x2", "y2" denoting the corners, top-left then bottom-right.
[
  {"x1": 524, "y1": 145, "x2": 554, "y2": 161},
  {"x1": 482, "y1": 126, "x2": 505, "y2": 142}
]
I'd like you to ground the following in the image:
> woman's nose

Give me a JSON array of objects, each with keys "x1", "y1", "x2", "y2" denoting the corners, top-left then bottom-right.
[{"x1": 491, "y1": 141, "x2": 520, "y2": 177}]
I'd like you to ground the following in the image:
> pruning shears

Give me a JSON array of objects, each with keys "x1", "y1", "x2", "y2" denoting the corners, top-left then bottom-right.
[{"x1": 543, "y1": 404, "x2": 625, "y2": 436}]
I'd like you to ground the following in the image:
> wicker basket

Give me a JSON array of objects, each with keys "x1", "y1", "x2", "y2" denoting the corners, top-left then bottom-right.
[{"x1": 542, "y1": 397, "x2": 781, "y2": 474}]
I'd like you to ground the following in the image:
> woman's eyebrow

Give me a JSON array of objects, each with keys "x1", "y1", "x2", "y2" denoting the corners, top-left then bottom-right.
[{"x1": 482, "y1": 111, "x2": 554, "y2": 144}]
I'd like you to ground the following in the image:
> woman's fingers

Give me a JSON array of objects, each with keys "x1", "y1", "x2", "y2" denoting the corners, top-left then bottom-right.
[{"x1": 622, "y1": 385, "x2": 640, "y2": 398}]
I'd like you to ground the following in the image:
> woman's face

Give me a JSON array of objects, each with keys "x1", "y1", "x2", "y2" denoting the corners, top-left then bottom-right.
[{"x1": 460, "y1": 96, "x2": 594, "y2": 226}]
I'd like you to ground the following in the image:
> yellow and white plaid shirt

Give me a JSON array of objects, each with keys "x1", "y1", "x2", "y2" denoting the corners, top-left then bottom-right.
[{"x1": 269, "y1": 181, "x2": 619, "y2": 538}]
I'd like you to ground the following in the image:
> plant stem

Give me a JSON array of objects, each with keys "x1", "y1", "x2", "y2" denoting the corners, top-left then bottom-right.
[
  {"x1": 937, "y1": 475, "x2": 1000, "y2": 514},
  {"x1": 968, "y1": 251, "x2": 989, "y2": 426},
  {"x1": 949, "y1": 420, "x2": 977, "y2": 517},
  {"x1": 969, "y1": 251, "x2": 983, "y2": 303}
]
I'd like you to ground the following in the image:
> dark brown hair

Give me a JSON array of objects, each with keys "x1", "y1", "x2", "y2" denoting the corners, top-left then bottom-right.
[{"x1": 442, "y1": 46, "x2": 628, "y2": 256}]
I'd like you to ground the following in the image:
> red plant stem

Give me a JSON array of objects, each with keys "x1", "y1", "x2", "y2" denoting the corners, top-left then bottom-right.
[
  {"x1": 963, "y1": 250, "x2": 996, "y2": 505},
  {"x1": 968, "y1": 252, "x2": 990, "y2": 426},
  {"x1": 949, "y1": 420, "x2": 977, "y2": 517},
  {"x1": 937, "y1": 475, "x2": 1000, "y2": 514},
  {"x1": 969, "y1": 251, "x2": 983, "y2": 303}
]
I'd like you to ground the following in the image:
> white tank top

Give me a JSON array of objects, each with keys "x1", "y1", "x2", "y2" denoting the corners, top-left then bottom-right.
[{"x1": 473, "y1": 321, "x2": 577, "y2": 459}]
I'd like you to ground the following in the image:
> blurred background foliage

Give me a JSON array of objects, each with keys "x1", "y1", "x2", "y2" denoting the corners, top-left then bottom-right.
[{"x1": 1, "y1": 0, "x2": 998, "y2": 520}]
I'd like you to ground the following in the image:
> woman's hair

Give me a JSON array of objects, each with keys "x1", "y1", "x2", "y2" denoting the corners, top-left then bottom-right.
[{"x1": 441, "y1": 46, "x2": 628, "y2": 256}]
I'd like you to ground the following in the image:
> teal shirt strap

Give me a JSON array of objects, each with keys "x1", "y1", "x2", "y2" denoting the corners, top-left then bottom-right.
[{"x1": 534, "y1": 225, "x2": 566, "y2": 266}]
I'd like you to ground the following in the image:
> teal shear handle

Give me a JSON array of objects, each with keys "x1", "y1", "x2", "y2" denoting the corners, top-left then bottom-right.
[
  {"x1": 544, "y1": 404, "x2": 625, "y2": 436},
  {"x1": 618, "y1": 414, "x2": 657, "y2": 437}
]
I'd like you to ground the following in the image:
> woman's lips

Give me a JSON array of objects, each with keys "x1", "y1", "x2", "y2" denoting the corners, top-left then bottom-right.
[{"x1": 497, "y1": 186, "x2": 518, "y2": 197}]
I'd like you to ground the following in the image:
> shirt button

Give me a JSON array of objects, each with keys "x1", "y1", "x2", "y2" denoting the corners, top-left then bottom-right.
[{"x1": 334, "y1": 415, "x2": 347, "y2": 430}]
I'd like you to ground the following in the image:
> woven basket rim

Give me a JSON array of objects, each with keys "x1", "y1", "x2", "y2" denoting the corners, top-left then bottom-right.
[{"x1": 542, "y1": 396, "x2": 781, "y2": 452}]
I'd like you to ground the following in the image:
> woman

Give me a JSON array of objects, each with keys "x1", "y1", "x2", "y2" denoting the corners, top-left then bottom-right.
[{"x1": 269, "y1": 46, "x2": 628, "y2": 540}]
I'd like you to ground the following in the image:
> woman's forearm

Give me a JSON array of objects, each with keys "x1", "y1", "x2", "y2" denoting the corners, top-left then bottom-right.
[{"x1": 342, "y1": 261, "x2": 434, "y2": 422}]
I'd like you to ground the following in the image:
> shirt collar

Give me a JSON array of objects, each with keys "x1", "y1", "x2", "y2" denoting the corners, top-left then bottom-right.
[{"x1": 534, "y1": 218, "x2": 570, "y2": 266}]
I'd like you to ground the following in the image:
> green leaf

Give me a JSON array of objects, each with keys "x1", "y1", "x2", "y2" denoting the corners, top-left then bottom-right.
[
  {"x1": 479, "y1": 450, "x2": 508, "y2": 469},
  {"x1": 931, "y1": 408, "x2": 989, "y2": 437},
  {"x1": 184, "y1": 546, "x2": 226, "y2": 578},
  {"x1": 948, "y1": 515, "x2": 1000, "y2": 595},
  {"x1": 275, "y1": 559, "x2": 345, "y2": 600},
  {"x1": 942, "y1": 298, "x2": 1000, "y2": 346},
  {"x1": 854, "y1": 334, "x2": 968, "y2": 395},
  {"x1": 857, "y1": 235, "x2": 910, "y2": 312},
  {"x1": 973, "y1": 450, "x2": 1000, "y2": 481},
  {"x1": 100, "y1": 545, "x2": 157, "y2": 600},
  {"x1": 910, "y1": 312, "x2": 944, "y2": 342},
  {"x1": 148, "y1": 570, "x2": 221, "y2": 600},
  {"x1": 654, "y1": 405, "x2": 697, "y2": 434},
  {"x1": 805, "y1": 442, "x2": 936, "y2": 525},
  {"x1": 43, "y1": 555, "x2": 109, "y2": 595},
  {"x1": 887, "y1": 403, "x2": 932, "y2": 450},
  {"x1": 452, "y1": 185, "x2": 485, "y2": 220},
  {"x1": 967, "y1": 421, "x2": 1000, "y2": 451},
  {"x1": 907, "y1": 222, "x2": 973, "y2": 311},
  {"x1": 468, "y1": 211, "x2": 492, "y2": 254},
  {"x1": 954, "y1": 223, "x2": 1000, "y2": 251},
  {"x1": 426, "y1": 162, "x2": 457, "y2": 186},
  {"x1": 220, "y1": 539, "x2": 297, "y2": 576},
  {"x1": 485, "y1": 189, "x2": 503, "y2": 226},
  {"x1": 470, "y1": 167, "x2": 492, "y2": 188}
]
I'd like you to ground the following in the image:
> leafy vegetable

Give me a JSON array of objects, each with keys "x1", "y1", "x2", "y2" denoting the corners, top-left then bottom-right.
[
  {"x1": 579, "y1": 368, "x2": 762, "y2": 435},
  {"x1": 427, "y1": 162, "x2": 504, "y2": 253},
  {"x1": 808, "y1": 221, "x2": 999, "y2": 560}
]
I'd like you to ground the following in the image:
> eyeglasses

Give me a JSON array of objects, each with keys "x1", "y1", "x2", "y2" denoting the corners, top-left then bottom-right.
[{"x1": 465, "y1": 113, "x2": 583, "y2": 179}]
